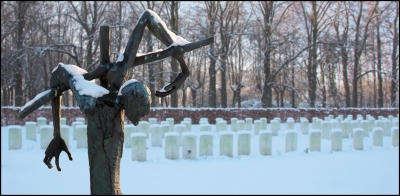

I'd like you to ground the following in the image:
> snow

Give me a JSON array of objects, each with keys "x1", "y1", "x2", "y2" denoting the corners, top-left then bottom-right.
[
  {"x1": 118, "y1": 79, "x2": 139, "y2": 96},
  {"x1": 159, "y1": 83, "x2": 171, "y2": 92},
  {"x1": 145, "y1": 9, "x2": 191, "y2": 47},
  {"x1": 57, "y1": 63, "x2": 87, "y2": 75},
  {"x1": 1, "y1": 119, "x2": 398, "y2": 194},
  {"x1": 116, "y1": 53, "x2": 124, "y2": 62},
  {"x1": 131, "y1": 132, "x2": 146, "y2": 137},
  {"x1": 20, "y1": 89, "x2": 51, "y2": 112},
  {"x1": 136, "y1": 49, "x2": 164, "y2": 57},
  {"x1": 60, "y1": 63, "x2": 109, "y2": 98}
]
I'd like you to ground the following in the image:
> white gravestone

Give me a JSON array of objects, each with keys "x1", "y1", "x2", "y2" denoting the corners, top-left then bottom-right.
[
  {"x1": 285, "y1": 130, "x2": 297, "y2": 153},
  {"x1": 76, "y1": 125, "x2": 87, "y2": 149},
  {"x1": 164, "y1": 132, "x2": 180, "y2": 160},
  {"x1": 238, "y1": 131, "x2": 251, "y2": 155},
  {"x1": 150, "y1": 124, "x2": 163, "y2": 147},
  {"x1": 259, "y1": 130, "x2": 272, "y2": 155},
  {"x1": 25, "y1": 122, "x2": 36, "y2": 141},
  {"x1": 331, "y1": 128, "x2": 342, "y2": 152},
  {"x1": 124, "y1": 124, "x2": 137, "y2": 148},
  {"x1": 353, "y1": 128, "x2": 364, "y2": 150},
  {"x1": 219, "y1": 131, "x2": 233, "y2": 157},
  {"x1": 372, "y1": 127, "x2": 383, "y2": 147},
  {"x1": 182, "y1": 132, "x2": 197, "y2": 160},
  {"x1": 131, "y1": 132, "x2": 147, "y2": 162},
  {"x1": 9, "y1": 125, "x2": 22, "y2": 150},
  {"x1": 309, "y1": 129, "x2": 321, "y2": 152},
  {"x1": 40, "y1": 125, "x2": 53, "y2": 150},
  {"x1": 199, "y1": 132, "x2": 213, "y2": 156}
]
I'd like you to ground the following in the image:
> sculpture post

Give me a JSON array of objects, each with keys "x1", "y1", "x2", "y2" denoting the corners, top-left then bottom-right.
[{"x1": 86, "y1": 25, "x2": 124, "y2": 194}]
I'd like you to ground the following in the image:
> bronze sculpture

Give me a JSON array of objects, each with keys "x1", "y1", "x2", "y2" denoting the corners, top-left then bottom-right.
[{"x1": 18, "y1": 9, "x2": 214, "y2": 194}]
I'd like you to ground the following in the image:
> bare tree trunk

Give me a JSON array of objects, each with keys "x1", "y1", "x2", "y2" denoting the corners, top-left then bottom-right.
[
  {"x1": 275, "y1": 87, "x2": 279, "y2": 107},
  {"x1": 320, "y1": 63, "x2": 326, "y2": 108},
  {"x1": 341, "y1": 48, "x2": 351, "y2": 107},
  {"x1": 328, "y1": 62, "x2": 338, "y2": 108},
  {"x1": 307, "y1": 1, "x2": 319, "y2": 108},
  {"x1": 291, "y1": 64, "x2": 296, "y2": 108},
  {"x1": 334, "y1": 2, "x2": 351, "y2": 107},
  {"x1": 391, "y1": 1, "x2": 399, "y2": 107},
  {"x1": 10, "y1": 88, "x2": 14, "y2": 106},
  {"x1": 168, "y1": 1, "x2": 179, "y2": 107},
  {"x1": 14, "y1": 1, "x2": 30, "y2": 106},
  {"x1": 218, "y1": 1, "x2": 239, "y2": 108},
  {"x1": 2, "y1": 87, "x2": 8, "y2": 106},
  {"x1": 232, "y1": 90, "x2": 237, "y2": 107},
  {"x1": 220, "y1": 61, "x2": 227, "y2": 108},
  {"x1": 260, "y1": 1, "x2": 274, "y2": 108},
  {"x1": 352, "y1": 1, "x2": 377, "y2": 107},
  {"x1": 206, "y1": 1, "x2": 218, "y2": 108},
  {"x1": 182, "y1": 88, "x2": 186, "y2": 107},
  {"x1": 159, "y1": 63, "x2": 165, "y2": 107},
  {"x1": 237, "y1": 88, "x2": 242, "y2": 108},
  {"x1": 208, "y1": 47, "x2": 217, "y2": 108},
  {"x1": 375, "y1": 2, "x2": 384, "y2": 108}
]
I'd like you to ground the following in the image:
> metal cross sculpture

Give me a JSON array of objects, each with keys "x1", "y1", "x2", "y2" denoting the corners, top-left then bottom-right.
[{"x1": 18, "y1": 9, "x2": 214, "y2": 195}]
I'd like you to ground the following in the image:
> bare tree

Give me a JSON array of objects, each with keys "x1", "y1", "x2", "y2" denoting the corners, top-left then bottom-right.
[
  {"x1": 375, "y1": 2, "x2": 384, "y2": 107},
  {"x1": 253, "y1": 1, "x2": 294, "y2": 108},
  {"x1": 164, "y1": 1, "x2": 180, "y2": 107},
  {"x1": 390, "y1": 1, "x2": 399, "y2": 107},
  {"x1": 66, "y1": 1, "x2": 110, "y2": 71},
  {"x1": 350, "y1": 1, "x2": 378, "y2": 107},
  {"x1": 10, "y1": 2, "x2": 33, "y2": 106},
  {"x1": 205, "y1": 1, "x2": 219, "y2": 108},
  {"x1": 257, "y1": 1, "x2": 275, "y2": 108},
  {"x1": 333, "y1": 2, "x2": 352, "y2": 107},
  {"x1": 299, "y1": 1, "x2": 332, "y2": 107},
  {"x1": 218, "y1": 1, "x2": 244, "y2": 108}
]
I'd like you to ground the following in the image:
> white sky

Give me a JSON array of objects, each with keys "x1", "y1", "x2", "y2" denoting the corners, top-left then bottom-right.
[{"x1": 1, "y1": 116, "x2": 399, "y2": 194}]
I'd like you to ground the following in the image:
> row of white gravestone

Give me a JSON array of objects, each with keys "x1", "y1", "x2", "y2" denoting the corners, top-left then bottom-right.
[
  {"x1": 7, "y1": 116, "x2": 86, "y2": 150},
  {"x1": 313, "y1": 116, "x2": 398, "y2": 140},
  {"x1": 128, "y1": 126, "x2": 400, "y2": 162},
  {"x1": 131, "y1": 130, "x2": 256, "y2": 161},
  {"x1": 117, "y1": 114, "x2": 400, "y2": 151},
  {"x1": 75, "y1": 114, "x2": 398, "y2": 142},
  {"x1": 7, "y1": 114, "x2": 398, "y2": 151},
  {"x1": 108, "y1": 113, "x2": 398, "y2": 152}
]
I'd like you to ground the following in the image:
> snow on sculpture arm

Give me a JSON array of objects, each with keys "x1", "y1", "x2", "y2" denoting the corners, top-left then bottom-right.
[{"x1": 52, "y1": 63, "x2": 110, "y2": 114}]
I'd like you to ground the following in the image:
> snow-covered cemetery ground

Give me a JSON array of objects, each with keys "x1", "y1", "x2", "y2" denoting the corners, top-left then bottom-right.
[{"x1": 1, "y1": 113, "x2": 399, "y2": 194}]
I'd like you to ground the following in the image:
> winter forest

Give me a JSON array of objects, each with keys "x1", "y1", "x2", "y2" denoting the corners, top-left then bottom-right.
[{"x1": 1, "y1": 1, "x2": 399, "y2": 109}]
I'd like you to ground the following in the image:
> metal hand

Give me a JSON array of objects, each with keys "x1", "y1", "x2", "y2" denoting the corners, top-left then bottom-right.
[{"x1": 43, "y1": 136, "x2": 73, "y2": 172}]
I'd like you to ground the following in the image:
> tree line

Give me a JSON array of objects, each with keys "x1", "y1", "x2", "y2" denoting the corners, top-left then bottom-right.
[{"x1": 1, "y1": 1, "x2": 398, "y2": 108}]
